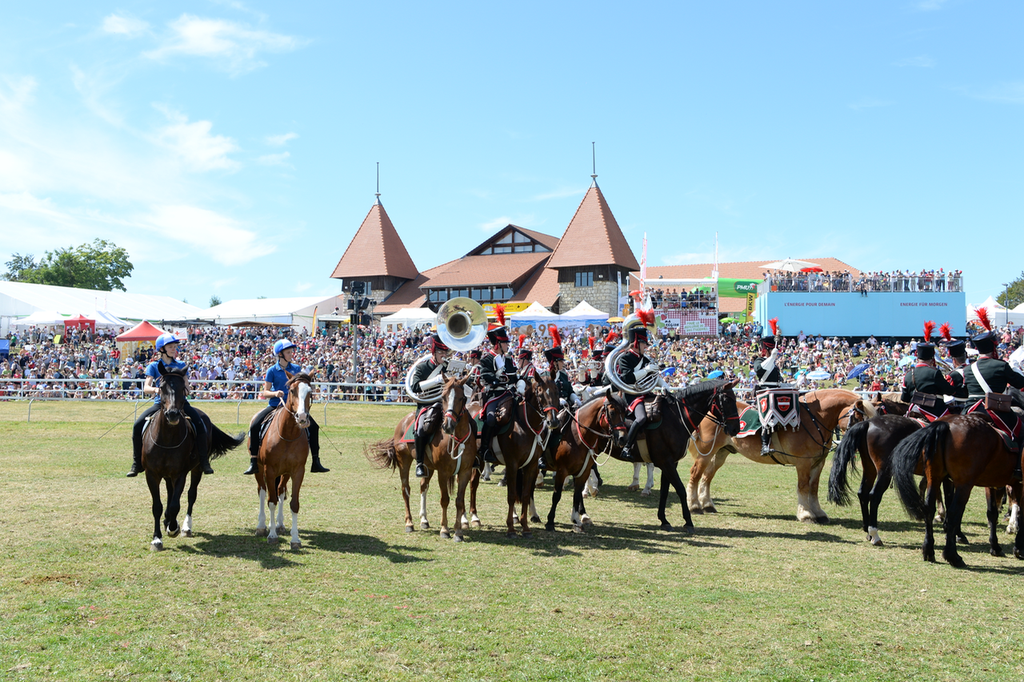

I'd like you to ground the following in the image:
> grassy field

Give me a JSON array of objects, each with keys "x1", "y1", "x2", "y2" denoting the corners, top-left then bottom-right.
[{"x1": 2, "y1": 400, "x2": 1023, "y2": 681}]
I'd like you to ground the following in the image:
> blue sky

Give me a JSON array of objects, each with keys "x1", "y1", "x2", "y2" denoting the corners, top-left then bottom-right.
[{"x1": 0, "y1": 1, "x2": 1020, "y2": 309}]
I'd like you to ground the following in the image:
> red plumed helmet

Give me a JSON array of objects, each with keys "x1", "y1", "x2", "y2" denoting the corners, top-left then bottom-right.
[
  {"x1": 939, "y1": 322, "x2": 952, "y2": 342},
  {"x1": 549, "y1": 325, "x2": 561, "y2": 347},
  {"x1": 604, "y1": 331, "x2": 618, "y2": 345},
  {"x1": 494, "y1": 304, "x2": 506, "y2": 327},
  {"x1": 976, "y1": 307, "x2": 992, "y2": 332},
  {"x1": 518, "y1": 333, "x2": 526, "y2": 348},
  {"x1": 588, "y1": 336, "x2": 595, "y2": 350},
  {"x1": 923, "y1": 320, "x2": 935, "y2": 343},
  {"x1": 637, "y1": 308, "x2": 656, "y2": 327},
  {"x1": 769, "y1": 317, "x2": 780, "y2": 337}
]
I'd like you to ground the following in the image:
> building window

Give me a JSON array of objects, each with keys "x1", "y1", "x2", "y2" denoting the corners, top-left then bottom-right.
[
  {"x1": 575, "y1": 272, "x2": 593, "y2": 287},
  {"x1": 496, "y1": 232, "x2": 513, "y2": 244},
  {"x1": 513, "y1": 245, "x2": 533, "y2": 253},
  {"x1": 493, "y1": 286, "x2": 513, "y2": 300},
  {"x1": 471, "y1": 287, "x2": 490, "y2": 300},
  {"x1": 535, "y1": 244, "x2": 551, "y2": 252},
  {"x1": 513, "y1": 231, "x2": 530, "y2": 243},
  {"x1": 451, "y1": 288, "x2": 469, "y2": 299},
  {"x1": 492, "y1": 246, "x2": 512, "y2": 254}
]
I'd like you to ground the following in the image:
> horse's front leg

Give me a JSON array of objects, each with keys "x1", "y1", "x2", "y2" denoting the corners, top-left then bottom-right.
[
  {"x1": 806, "y1": 458, "x2": 829, "y2": 523},
  {"x1": 398, "y1": 451, "x2": 415, "y2": 532},
  {"x1": 546, "y1": 468, "x2": 566, "y2": 532},
  {"x1": 438, "y1": 465, "x2": 452, "y2": 540},
  {"x1": 163, "y1": 473, "x2": 187, "y2": 538},
  {"x1": 275, "y1": 475, "x2": 288, "y2": 535},
  {"x1": 794, "y1": 460, "x2": 818, "y2": 523},
  {"x1": 419, "y1": 472, "x2": 432, "y2": 530},
  {"x1": 668, "y1": 462, "x2": 695, "y2": 533},
  {"x1": 986, "y1": 487, "x2": 1005, "y2": 558},
  {"x1": 265, "y1": 469, "x2": 281, "y2": 544},
  {"x1": 504, "y1": 461, "x2": 519, "y2": 538},
  {"x1": 147, "y1": 473, "x2": 165, "y2": 551},
  {"x1": 468, "y1": 467, "x2": 482, "y2": 528},
  {"x1": 572, "y1": 473, "x2": 591, "y2": 531},
  {"x1": 687, "y1": 456, "x2": 707, "y2": 513},
  {"x1": 520, "y1": 463, "x2": 537, "y2": 538},
  {"x1": 288, "y1": 471, "x2": 303, "y2": 549},
  {"x1": 182, "y1": 470, "x2": 201, "y2": 537},
  {"x1": 453, "y1": 463, "x2": 472, "y2": 542},
  {"x1": 628, "y1": 462, "x2": 642, "y2": 491},
  {"x1": 657, "y1": 464, "x2": 673, "y2": 530}
]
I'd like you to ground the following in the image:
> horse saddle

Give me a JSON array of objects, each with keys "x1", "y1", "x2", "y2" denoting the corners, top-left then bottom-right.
[
  {"x1": 757, "y1": 389, "x2": 801, "y2": 430},
  {"x1": 143, "y1": 413, "x2": 193, "y2": 439},
  {"x1": 257, "y1": 408, "x2": 281, "y2": 441}
]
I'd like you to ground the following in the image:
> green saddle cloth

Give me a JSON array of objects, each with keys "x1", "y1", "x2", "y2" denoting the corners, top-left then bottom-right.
[{"x1": 737, "y1": 405, "x2": 761, "y2": 437}]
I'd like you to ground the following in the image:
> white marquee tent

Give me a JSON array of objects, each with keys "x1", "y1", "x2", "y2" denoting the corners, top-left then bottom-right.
[
  {"x1": 967, "y1": 296, "x2": 1024, "y2": 327},
  {"x1": 559, "y1": 300, "x2": 609, "y2": 329},
  {"x1": 509, "y1": 301, "x2": 560, "y2": 330},
  {"x1": 379, "y1": 307, "x2": 436, "y2": 332},
  {"x1": 203, "y1": 295, "x2": 345, "y2": 333}
]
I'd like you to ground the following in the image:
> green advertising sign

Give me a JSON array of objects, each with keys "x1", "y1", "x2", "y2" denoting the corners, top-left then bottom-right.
[{"x1": 718, "y1": 278, "x2": 762, "y2": 298}]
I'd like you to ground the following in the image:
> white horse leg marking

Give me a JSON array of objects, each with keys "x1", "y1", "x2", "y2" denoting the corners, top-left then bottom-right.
[
  {"x1": 627, "y1": 462, "x2": 641, "y2": 491},
  {"x1": 150, "y1": 537, "x2": 163, "y2": 551},
  {"x1": 182, "y1": 513, "x2": 193, "y2": 536},
  {"x1": 276, "y1": 490, "x2": 287, "y2": 533},
  {"x1": 482, "y1": 462, "x2": 492, "y2": 481},
  {"x1": 419, "y1": 489, "x2": 429, "y2": 527},
  {"x1": 256, "y1": 488, "x2": 267, "y2": 534},
  {"x1": 1007, "y1": 503, "x2": 1020, "y2": 535},
  {"x1": 642, "y1": 463, "x2": 655, "y2": 497},
  {"x1": 267, "y1": 502, "x2": 279, "y2": 542},
  {"x1": 583, "y1": 469, "x2": 599, "y2": 498},
  {"x1": 867, "y1": 526, "x2": 882, "y2": 546},
  {"x1": 290, "y1": 510, "x2": 301, "y2": 549},
  {"x1": 795, "y1": 490, "x2": 813, "y2": 522},
  {"x1": 530, "y1": 497, "x2": 539, "y2": 522}
]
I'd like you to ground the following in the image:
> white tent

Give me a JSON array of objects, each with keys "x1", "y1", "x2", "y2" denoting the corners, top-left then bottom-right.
[
  {"x1": 11, "y1": 310, "x2": 66, "y2": 327},
  {"x1": 509, "y1": 301, "x2": 559, "y2": 329},
  {"x1": 0, "y1": 281, "x2": 207, "y2": 326},
  {"x1": 85, "y1": 310, "x2": 130, "y2": 328},
  {"x1": 968, "y1": 297, "x2": 1024, "y2": 326},
  {"x1": 379, "y1": 307, "x2": 436, "y2": 332},
  {"x1": 559, "y1": 300, "x2": 609, "y2": 329},
  {"x1": 204, "y1": 295, "x2": 344, "y2": 332}
]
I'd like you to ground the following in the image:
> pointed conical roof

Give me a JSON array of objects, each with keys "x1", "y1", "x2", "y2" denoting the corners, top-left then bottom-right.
[
  {"x1": 546, "y1": 182, "x2": 639, "y2": 270},
  {"x1": 330, "y1": 200, "x2": 419, "y2": 280}
]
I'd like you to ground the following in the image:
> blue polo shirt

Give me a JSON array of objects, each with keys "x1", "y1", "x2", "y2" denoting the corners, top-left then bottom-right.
[
  {"x1": 265, "y1": 362, "x2": 302, "y2": 407},
  {"x1": 145, "y1": 358, "x2": 188, "y2": 405}
]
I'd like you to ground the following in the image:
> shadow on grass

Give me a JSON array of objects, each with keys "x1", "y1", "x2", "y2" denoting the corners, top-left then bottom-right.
[{"x1": 179, "y1": 529, "x2": 431, "y2": 567}]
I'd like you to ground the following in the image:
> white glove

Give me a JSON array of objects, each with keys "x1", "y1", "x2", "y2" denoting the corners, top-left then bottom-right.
[
  {"x1": 420, "y1": 375, "x2": 444, "y2": 391},
  {"x1": 634, "y1": 365, "x2": 655, "y2": 381},
  {"x1": 516, "y1": 379, "x2": 526, "y2": 395},
  {"x1": 762, "y1": 349, "x2": 779, "y2": 372},
  {"x1": 589, "y1": 368, "x2": 600, "y2": 380}
]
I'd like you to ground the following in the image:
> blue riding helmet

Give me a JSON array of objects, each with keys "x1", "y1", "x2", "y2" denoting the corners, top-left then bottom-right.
[
  {"x1": 155, "y1": 333, "x2": 180, "y2": 351},
  {"x1": 273, "y1": 339, "x2": 297, "y2": 356}
]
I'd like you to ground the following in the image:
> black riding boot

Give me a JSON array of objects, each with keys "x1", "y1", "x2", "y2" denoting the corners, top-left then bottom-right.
[
  {"x1": 243, "y1": 429, "x2": 259, "y2": 475},
  {"x1": 760, "y1": 429, "x2": 773, "y2": 456},
  {"x1": 479, "y1": 420, "x2": 497, "y2": 465},
  {"x1": 620, "y1": 419, "x2": 644, "y2": 463},
  {"x1": 310, "y1": 454, "x2": 329, "y2": 473},
  {"x1": 414, "y1": 434, "x2": 429, "y2": 478},
  {"x1": 126, "y1": 449, "x2": 142, "y2": 477}
]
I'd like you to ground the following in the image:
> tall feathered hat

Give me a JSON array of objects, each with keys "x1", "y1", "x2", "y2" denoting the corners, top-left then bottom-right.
[
  {"x1": 602, "y1": 330, "x2": 619, "y2": 357},
  {"x1": 940, "y1": 321, "x2": 966, "y2": 359},
  {"x1": 516, "y1": 333, "x2": 532, "y2": 360},
  {"x1": 762, "y1": 318, "x2": 779, "y2": 349},
  {"x1": 916, "y1": 321, "x2": 935, "y2": 360},
  {"x1": 585, "y1": 335, "x2": 595, "y2": 360},
  {"x1": 627, "y1": 309, "x2": 655, "y2": 344},
  {"x1": 487, "y1": 304, "x2": 510, "y2": 344},
  {"x1": 972, "y1": 307, "x2": 996, "y2": 354},
  {"x1": 428, "y1": 332, "x2": 449, "y2": 353},
  {"x1": 544, "y1": 325, "x2": 564, "y2": 363}
]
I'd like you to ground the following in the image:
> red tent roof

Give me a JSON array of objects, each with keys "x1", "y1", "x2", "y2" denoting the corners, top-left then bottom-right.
[{"x1": 116, "y1": 321, "x2": 166, "y2": 342}]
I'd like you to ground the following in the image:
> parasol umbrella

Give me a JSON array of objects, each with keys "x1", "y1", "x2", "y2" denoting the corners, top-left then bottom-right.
[
  {"x1": 898, "y1": 355, "x2": 915, "y2": 367},
  {"x1": 846, "y1": 363, "x2": 869, "y2": 380},
  {"x1": 608, "y1": 317, "x2": 624, "y2": 323},
  {"x1": 807, "y1": 369, "x2": 831, "y2": 381},
  {"x1": 707, "y1": 369, "x2": 724, "y2": 379},
  {"x1": 662, "y1": 367, "x2": 677, "y2": 376},
  {"x1": 760, "y1": 258, "x2": 821, "y2": 273},
  {"x1": 800, "y1": 267, "x2": 824, "y2": 273},
  {"x1": 719, "y1": 317, "x2": 738, "y2": 324}
]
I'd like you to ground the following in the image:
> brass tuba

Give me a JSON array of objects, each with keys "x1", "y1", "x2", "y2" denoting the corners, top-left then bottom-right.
[{"x1": 604, "y1": 313, "x2": 659, "y2": 395}]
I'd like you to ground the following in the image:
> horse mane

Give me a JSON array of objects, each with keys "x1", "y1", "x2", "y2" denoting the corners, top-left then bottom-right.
[
  {"x1": 286, "y1": 372, "x2": 313, "y2": 387},
  {"x1": 674, "y1": 378, "x2": 730, "y2": 402}
]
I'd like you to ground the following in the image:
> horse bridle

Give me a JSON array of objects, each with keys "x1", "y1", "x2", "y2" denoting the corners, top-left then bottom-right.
[
  {"x1": 572, "y1": 399, "x2": 627, "y2": 451},
  {"x1": 274, "y1": 380, "x2": 312, "y2": 442}
]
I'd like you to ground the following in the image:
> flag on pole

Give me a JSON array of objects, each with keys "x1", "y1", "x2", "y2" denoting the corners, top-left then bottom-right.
[
  {"x1": 639, "y1": 232, "x2": 648, "y2": 307},
  {"x1": 312, "y1": 306, "x2": 318, "y2": 337}
]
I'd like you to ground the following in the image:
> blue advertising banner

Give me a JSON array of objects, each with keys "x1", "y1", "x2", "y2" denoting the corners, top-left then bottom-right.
[{"x1": 756, "y1": 291, "x2": 966, "y2": 338}]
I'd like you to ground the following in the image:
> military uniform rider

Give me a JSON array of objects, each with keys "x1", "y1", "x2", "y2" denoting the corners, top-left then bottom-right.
[
  {"x1": 617, "y1": 320, "x2": 667, "y2": 463},
  {"x1": 900, "y1": 334, "x2": 957, "y2": 420},
  {"x1": 242, "y1": 339, "x2": 329, "y2": 475},
  {"x1": 944, "y1": 338, "x2": 970, "y2": 407},
  {"x1": 478, "y1": 318, "x2": 519, "y2": 466},
  {"x1": 406, "y1": 334, "x2": 452, "y2": 478},
  {"x1": 753, "y1": 329, "x2": 783, "y2": 456},
  {"x1": 540, "y1": 328, "x2": 580, "y2": 470},
  {"x1": 127, "y1": 333, "x2": 212, "y2": 477},
  {"x1": 963, "y1": 326, "x2": 1024, "y2": 456}
]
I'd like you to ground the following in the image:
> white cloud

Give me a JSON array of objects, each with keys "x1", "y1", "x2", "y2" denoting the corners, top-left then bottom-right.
[
  {"x1": 266, "y1": 132, "x2": 297, "y2": 146},
  {"x1": 144, "y1": 205, "x2": 276, "y2": 265},
  {"x1": 102, "y1": 14, "x2": 149, "y2": 37},
  {"x1": 144, "y1": 14, "x2": 308, "y2": 74},
  {"x1": 848, "y1": 98, "x2": 893, "y2": 110},
  {"x1": 154, "y1": 105, "x2": 240, "y2": 172},
  {"x1": 894, "y1": 55, "x2": 935, "y2": 68},
  {"x1": 257, "y1": 151, "x2": 291, "y2": 167}
]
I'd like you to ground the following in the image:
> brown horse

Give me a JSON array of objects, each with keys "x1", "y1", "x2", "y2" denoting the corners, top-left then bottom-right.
[
  {"x1": 686, "y1": 389, "x2": 875, "y2": 523},
  {"x1": 368, "y1": 375, "x2": 477, "y2": 540},
  {"x1": 606, "y1": 379, "x2": 741, "y2": 532},
  {"x1": 254, "y1": 372, "x2": 314, "y2": 549},
  {"x1": 892, "y1": 410, "x2": 1024, "y2": 568},
  {"x1": 544, "y1": 395, "x2": 628, "y2": 532},
  {"x1": 142, "y1": 366, "x2": 244, "y2": 550}
]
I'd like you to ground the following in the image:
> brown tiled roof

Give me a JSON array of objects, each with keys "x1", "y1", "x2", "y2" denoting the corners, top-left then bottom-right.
[
  {"x1": 515, "y1": 227, "x2": 560, "y2": 251},
  {"x1": 509, "y1": 266, "x2": 560, "y2": 307},
  {"x1": 329, "y1": 201, "x2": 419, "y2": 280},
  {"x1": 546, "y1": 183, "x2": 640, "y2": 270},
  {"x1": 372, "y1": 261, "x2": 456, "y2": 314},
  {"x1": 422, "y1": 252, "x2": 551, "y2": 289}
]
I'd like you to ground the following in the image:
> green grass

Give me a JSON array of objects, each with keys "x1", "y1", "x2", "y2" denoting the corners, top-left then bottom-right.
[{"x1": 2, "y1": 401, "x2": 1022, "y2": 681}]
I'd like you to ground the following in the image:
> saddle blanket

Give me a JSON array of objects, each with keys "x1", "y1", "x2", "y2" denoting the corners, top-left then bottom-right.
[
  {"x1": 757, "y1": 389, "x2": 801, "y2": 430},
  {"x1": 737, "y1": 406, "x2": 760, "y2": 438},
  {"x1": 967, "y1": 402, "x2": 1022, "y2": 454}
]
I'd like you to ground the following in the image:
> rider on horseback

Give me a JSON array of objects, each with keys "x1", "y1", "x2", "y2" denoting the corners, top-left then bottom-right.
[
  {"x1": 615, "y1": 310, "x2": 665, "y2": 463},
  {"x1": 540, "y1": 326, "x2": 579, "y2": 471},
  {"x1": 755, "y1": 318, "x2": 783, "y2": 456},
  {"x1": 242, "y1": 339, "x2": 329, "y2": 476},
  {"x1": 963, "y1": 309, "x2": 1024, "y2": 461},
  {"x1": 477, "y1": 305, "x2": 518, "y2": 468},
  {"x1": 901, "y1": 322, "x2": 957, "y2": 422},
  {"x1": 126, "y1": 333, "x2": 212, "y2": 477},
  {"x1": 406, "y1": 333, "x2": 451, "y2": 478}
]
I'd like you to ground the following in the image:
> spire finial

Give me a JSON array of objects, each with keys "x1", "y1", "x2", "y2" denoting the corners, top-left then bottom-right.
[
  {"x1": 591, "y1": 142, "x2": 597, "y2": 184},
  {"x1": 375, "y1": 162, "x2": 381, "y2": 204}
]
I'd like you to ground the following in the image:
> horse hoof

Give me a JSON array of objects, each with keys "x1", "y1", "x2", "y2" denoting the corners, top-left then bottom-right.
[
  {"x1": 290, "y1": 542, "x2": 302, "y2": 550},
  {"x1": 1015, "y1": 547, "x2": 1024, "y2": 560},
  {"x1": 703, "y1": 506, "x2": 718, "y2": 514},
  {"x1": 581, "y1": 516, "x2": 593, "y2": 527},
  {"x1": 626, "y1": 484, "x2": 639, "y2": 492},
  {"x1": 166, "y1": 528, "x2": 180, "y2": 539},
  {"x1": 640, "y1": 490, "x2": 651, "y2": 497},
  {"x1": 991, "y1": 547, "x2": 1005, "y2": 558},
  {"x1": 530, "y1": 515, "x2": 541, "y2": 524},
  {"x1": 660, "y1": 522, "x2": 673, "y2": 531},
  {"x1": 521, "y1": 530, "x2": 532, "y2": 538},
  {"x1": 420, "y1": 522, "x2": 430, "y2": 530},
  {"x1": 946, "y1": 556, "x2": 967, "y2": 569},
  {"x1": 453, "y1": 534, "x2": 463, "y2": 543},
  {"x1": 545, "y1": 522, "x2": 555, "y2": 532},
  {"x1": 689, "y1": 507, "x2": 703, "y2": 515},
  {"x1": 681, "y1": 524, "x2": 695, "y2": 535},
  {"x1": 276, "y1": 525, "x2": 287, "y2": 535},
  {"x1": 471, "y1": 520, "x2": 482, "y2": 528},
  {"x1": 956, "y1": 534, "x2": 969, "y2": 545},
  {"x1": 440, "y1": 530, "x2": 451, "y2": 539},
  {"x1": 498, "y1": 481, "x2": 507, "y2": 487},
  {"x1": 506, "y1": 531, "x2": 518, "y2": 539},
  {"x1": 150, "y1": 542, "x2": 163, "y2": 552},
  {"x1": 571, "y1": 525, "x2": 585, "y2": 534},
  {"x1": 255, "y1": 528, "x2": 269, "y2": 537},
  {"x1": 815, "y1": 515, "x2": 830, "y2": 525},
  {"x1": 405, "y1": 525, "x2": 414, "y2": 534},
  {"x1": 871, "y1": 537, "x2": 884, "y2": 547},
  {"x1": 267, "y1": 535, "x2": 280, "y2": 545},
  {"x1": 182, "y1": 529, "x2": 193, "y2": 538}
]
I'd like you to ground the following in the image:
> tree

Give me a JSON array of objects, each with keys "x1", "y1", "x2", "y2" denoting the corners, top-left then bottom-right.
[
  {"x1": 209, "y1": 295, "x2": 222, "y2": 307},
  {"x1": 996, "y1": 271, "x2": 1024, "y2": 311},
  {"x1": 3, "y1": 239, "x2": 133, "y2": 291}
]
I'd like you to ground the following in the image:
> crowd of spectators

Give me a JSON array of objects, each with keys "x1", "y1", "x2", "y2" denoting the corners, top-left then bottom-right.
[
  {"x1": 766, "y1": 269, "x2": 963, "y2": 294},
  {"x1": 648, "y1": 288, "x2": 717, "y2": 311},
  {"x1": 2, "y1": 316, "x2": 1020, "y2": 402}
]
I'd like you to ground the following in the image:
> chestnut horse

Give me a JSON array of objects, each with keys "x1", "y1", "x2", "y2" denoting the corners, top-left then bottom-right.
[
  {"x1": 141, "y1": 366, "x2": 244, "y2": 550},
  {"x1": 606, "y1": 379, "x2": 741, "y2": 532},
  {"x1": 892, "y1": 408, "x2": 1024, "y2": 568},
  {"x1": 544, "y1": 395, "x2": 628, "y2": 532},
  {"x1": 686, "y1": 389, "x2": 875, "y2": 523},
  {"x1": 254, "y1": 372, "x2": 314, "y2": 549},
  {"x1": 368, "y1": 375, "x2": 477, "y2": 540}
]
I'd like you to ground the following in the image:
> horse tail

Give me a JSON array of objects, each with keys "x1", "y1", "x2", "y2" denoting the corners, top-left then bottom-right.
[
  {"x1": 828, "y1": 419, "x2": 868, "y2": 506},
  {"x1": 208, "y1": 424, "x2": 246, "y2": 460},
  {"x1": 891, "y1": 421, "x2": 949, "y2": 521},
  {"x1": 365, "y1": 438, "x2": 399, "y2": 470}
]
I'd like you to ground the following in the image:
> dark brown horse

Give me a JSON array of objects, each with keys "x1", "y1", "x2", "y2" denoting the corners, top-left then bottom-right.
[
  {"x1": 142, "y1": 365, "x2": 244, "y2": 550},
  {"x1": 254, "y1": 372, "x2": 314, "y2": 549},
  {"x1": 892, "y1": 409, "x2": 1024, "y2": 568},
  {"x1": 368, "y1": 376, "x2": 478, "y2": 540},
  {"x1": 608, "y1": 379, "x2": 741, "y2": 532},
  {"x1": 544, "y1": 395, "x2": 628, "y2": 532}
]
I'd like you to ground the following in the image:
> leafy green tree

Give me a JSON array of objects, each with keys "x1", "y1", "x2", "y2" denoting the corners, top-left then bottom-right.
[
  {"x1": 209, "y1": 295, "x2": 223, "y2": 307},
  {"x1": 3, "y1": 239, "x2": 133, "y2": 291},
  {"x1": 996, "y1": 271, "x2": 1024, "y2": 310}
]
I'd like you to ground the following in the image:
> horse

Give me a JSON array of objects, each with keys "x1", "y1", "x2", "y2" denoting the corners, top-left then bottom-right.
[
  {"x1": 606, "y1": 379, "x2": 741, "y2": 532},
  {"x1": 544, "y1": 395, "x2": 628, "y2": 532},
  {"x1": 686, "y1": 389, "x2": 875, "y2": 523},
  {"x1": 141, "y1": 365, "x2": 244, "y2": 551},
  {"x1": 254, "y1": 372, "x2": 314, "y2": 549},
  {"x1": 368, "y1": 375, "x2": 477, "y2": 540},
  {"x1": 892, "y1": 400, "x2": 1024, "y2": 568}
]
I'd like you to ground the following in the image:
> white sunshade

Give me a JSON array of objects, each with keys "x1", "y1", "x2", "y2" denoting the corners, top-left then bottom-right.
[
  {"x1": 560, "y1": 301, "x2": 609, "y2": 319},
  {"x1": 12, "y1": 310, "x2": 66, "y2": 326},
  {"x1": 509, "y1": 301, "x2": 559, "y2": 318},
  {"x1": 760, "y1": 258, "x2": 821, "y2": 272}
]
